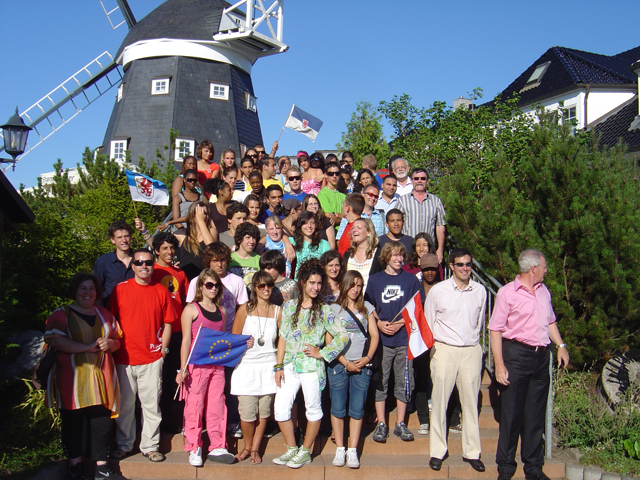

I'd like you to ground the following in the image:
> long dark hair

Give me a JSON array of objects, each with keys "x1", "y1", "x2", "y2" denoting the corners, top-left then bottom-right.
[
  {"x1": 354, "y1": 168, "x2": 375, "y2": 194},
  {"x1": 291, "y1": 259, "x2": 326, "y2": 330},
  {"x1": 293, "y1": 211, "x2": 321, "y2": 251},
  {"x1": 407, "y1": 232, "x2": 436, "y2": 268},
  {"x1": 337, "y1": 270, "x2": 368, "y2": 317},
  {"x1": 194, "y1": 269, "x2": 225, "y2": 306},
  {"x1": 248, "y1": 270, "x2": 275, "y2": 313},
  {"x1": 301, "y1": 194, "x2": 326, "y2": 230},
  {"x1": 319, "y1": 250, "x2": 344, "y2": 298}
]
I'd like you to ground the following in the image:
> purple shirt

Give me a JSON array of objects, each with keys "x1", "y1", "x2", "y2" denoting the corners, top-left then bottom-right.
[{"x1": 488, "y1": 275, "x2": 556, "y2": 347}]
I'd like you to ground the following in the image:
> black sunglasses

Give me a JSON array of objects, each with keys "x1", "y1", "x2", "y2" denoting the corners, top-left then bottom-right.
[
  {"x1": 185, "y1": 178, "x2": 197, "y2": 183},
  {"x1": 133, "y1": 259, "x2": 154, "y2": 267},
  {"x1": 326, "y1": 171, "x2": 340, "y2": 177},
  {"x1": 453, "y1": 262, "x2": 472, "y2": 268},
  {"x1": 288, "y1": 176, "x2": 301, "y2": 181},
  {"x1": 203, "y1": 282, "x2": 220, "y2": 290}
]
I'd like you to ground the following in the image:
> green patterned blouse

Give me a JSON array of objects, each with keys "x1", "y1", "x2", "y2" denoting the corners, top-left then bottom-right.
[{"x1": 279, "y1": 300, "x2": 348, "y2": 390}]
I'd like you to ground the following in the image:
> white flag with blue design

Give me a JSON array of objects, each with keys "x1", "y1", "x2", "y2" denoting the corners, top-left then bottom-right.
[
  {"x1": 125, "y1": 169, "x2": 169, "y2": 206},
  {"x1": 284, "y1": 104, "x2": 323, "y2": 141}
]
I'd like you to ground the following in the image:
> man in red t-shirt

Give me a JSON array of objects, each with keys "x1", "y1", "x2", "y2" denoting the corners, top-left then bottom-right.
[
  {"x1": 151, "y1": 232, "x2": 189, "y2": 433},
  {"x1": 109, "y1": 249, "x2": 176, "y2": 462},
  {"x1": 337, "y1": 193, "x2": 365, "y2": 256}
]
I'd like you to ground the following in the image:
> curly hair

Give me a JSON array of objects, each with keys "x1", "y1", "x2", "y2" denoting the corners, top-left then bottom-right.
[
  {"x1": 378, "y1": 241, "x2": 407, "y2": 269},
  {"x1": 346, "y1": 218, "x2": 378, "y2": 260},
  {"x1": 194, "y1": 269, "x2": 225, "y2": 308},
  {"x1": 196, "y1": 140, "x2": 214, "y2": 160},
  {"x1": 354, "y1": 168, "x2": 375, "y2": 194},
  {"x1": 407, "y1": 232, "x2": 436, "y2": 268},
  {"x1": 68, "y1": 272, "x2": 103, "y2": 300},
  {"x1": 337, "y1": 270, "x2": 368, "y2": 317},
  {"x1": 248, "y1": 270, "x2": 275, "y2": 313},
  {"x1": 291, "y1": 258, "x2": 326, "y2": 330},
  {"x1": 203, "y1": 178, "x2": 229, "y2": 198},
  {"x1": 201, "y1": 242, "x2": 232, "y2": 268},
  {"x1": 293, "y1": 210, "x2": 321, "y2": 251},
  {"x1": 152, "y1": 231, "x2": 179, "y2": 253}
]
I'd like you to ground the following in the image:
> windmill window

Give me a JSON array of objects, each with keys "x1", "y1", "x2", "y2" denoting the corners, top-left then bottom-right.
[
  {"x1": 117, "y1": 84, "x2": 124, "y2": 102},
  {"x1": 245, "y1": 92, "x2": 257, "y2": 112},
  {"x1": 151, "y1": 78, "x2": 170, "y2": 95},
  {"x1": 110, "y1": 140, "x2": 128, "y2": 163},
  {"x1": 175, "y1": 139, "x2": 195, "y2": 162},
  {"x1": 210, "y1": 83, "x2": 229, "y2": 100}
]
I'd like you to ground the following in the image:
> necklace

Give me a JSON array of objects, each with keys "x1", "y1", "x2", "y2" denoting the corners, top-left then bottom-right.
[{"x1": 256, "y1": 304, "x2": 270, "y2": 346}]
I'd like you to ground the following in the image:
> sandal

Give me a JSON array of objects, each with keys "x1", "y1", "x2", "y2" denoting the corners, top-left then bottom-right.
[
  {"x1": 330, "y1": 431, "x2": 335, "y2": 444},
  {"x1": 110, "y1": 450, "x2": 128, "y2": 461},
  {"x1": 250, "y1": 450, "x2": 262, "y2": 464},
  {"x1": 235, "y1": 448, "x2": 251, "y2": 462},
  {"x1": 142, "y1": 451, "x2": 165, "y2": 462}
]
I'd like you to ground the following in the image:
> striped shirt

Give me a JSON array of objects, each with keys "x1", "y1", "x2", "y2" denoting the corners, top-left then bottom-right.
[
  {"x1": 397, "y1": 191, "x2": 446, "y2": 239},
  {"x1": 336, "y1": 209, "x2": 386, "y2": 240}
]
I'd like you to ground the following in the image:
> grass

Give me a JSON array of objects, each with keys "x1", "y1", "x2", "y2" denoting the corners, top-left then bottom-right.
[
  {"x1": 553, "y1": 369, "x2": 640, "y2": 476},
  {"x1": 0, "y1": 378, "x2": 63, "y2": 480}
]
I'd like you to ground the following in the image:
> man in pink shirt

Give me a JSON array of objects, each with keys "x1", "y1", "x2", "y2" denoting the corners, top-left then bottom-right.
[{"x1": 489, "y1": 249, "x2": 569, "y2": 480}]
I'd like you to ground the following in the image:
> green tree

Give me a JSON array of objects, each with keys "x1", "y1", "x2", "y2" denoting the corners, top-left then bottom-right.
[{"x1": 337, "y1": 101, "x2": 390, "y2": 170}]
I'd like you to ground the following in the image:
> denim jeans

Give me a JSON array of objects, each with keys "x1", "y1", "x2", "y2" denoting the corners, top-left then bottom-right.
[{"x1": 327, "y1": 364, "x2": 372, "y2": 420}]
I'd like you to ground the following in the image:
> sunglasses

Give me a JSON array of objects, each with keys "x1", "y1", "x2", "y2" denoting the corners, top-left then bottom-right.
[
  {"x1": 249, "y1": 154, "x2": 258, "y2": 159},
  {"x1": 453, "y1": 262, "x2": 472, "y2": 268},
  {"x1": 204, "y1": 282, "x2": 220, "y2": 290},
  {"x1": 133, "y1": 259, "x2": 154, "y2": 267},
  {"x1": 256, "y1": 284, "x2": 273, "y2": 290},
  {"x1": 365, "y1": 192, "x2": 378, "y2": 197},
  {"x1": 413, "y1": 176, "x2": 427, "y2": 181},
  {"x1": 326, "y1": 171, "x2": 340, "y2": 177},
  {"x1": 185, "y1": 178, "x2": 197, "y2": 183},
  {"x1": 288, "y1": 176, "x2": 301, "y2": 181}
]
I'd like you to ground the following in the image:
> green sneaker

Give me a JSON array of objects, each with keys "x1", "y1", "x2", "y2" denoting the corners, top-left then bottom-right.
[
  {"x1": 273, "y1": 446, "x2": 298, "y2": 465},
  {"x1": 286, "y1": 447, "x2": 312, "y2": 469}
]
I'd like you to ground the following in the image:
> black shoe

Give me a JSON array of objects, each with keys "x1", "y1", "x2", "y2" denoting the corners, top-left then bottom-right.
[
  {"x1": 498, "y1": 471, "x2": 514, "y2": 480},
  {"x1": 68, "y1": 463, "x2": 86, "y2": 480},
  {"x1": 463, "y1": 457, "x2": 486, "y2": 472},
  {"x1": 428, "y1": 452, "x2": 448, "y2": 471},
  {"x1": 95, "y1": 464, "x2": 126, "y2": 480},
  {"x1": 524, "y1": 471, "x2": 550, "y2": 480}
]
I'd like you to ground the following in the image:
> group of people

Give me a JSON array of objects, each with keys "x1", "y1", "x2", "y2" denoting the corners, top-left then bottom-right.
[{"x1": 43, "y1": 145, "x2": 569, "y2": 480}]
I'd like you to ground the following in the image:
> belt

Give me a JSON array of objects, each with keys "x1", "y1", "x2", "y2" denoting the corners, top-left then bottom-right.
[{"x1": 503, "y1": 338, "x2": 549, "y2": 352}]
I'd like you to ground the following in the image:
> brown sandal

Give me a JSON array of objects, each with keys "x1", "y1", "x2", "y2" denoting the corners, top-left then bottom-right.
[
  {"x1": 142, "y1": 451, "x2": 165, "y2": 462},
  {"x1": 250, "y1": 450, "x2": 262, "y2": 464},
  {"x1": 235, "y1": 448, "x2": 251, "y2": 462}
]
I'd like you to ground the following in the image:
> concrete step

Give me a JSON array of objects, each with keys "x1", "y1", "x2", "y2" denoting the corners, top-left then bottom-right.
[{"x1": 117, "y1": 451, "x2": 565, "y2": 480}]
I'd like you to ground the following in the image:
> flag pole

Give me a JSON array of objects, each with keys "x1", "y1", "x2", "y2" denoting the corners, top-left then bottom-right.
[
  {"x1": 173, "y1": 324, "x2": 202, "y2": 400},
  {"x1": 277, "y1": 104, "x2": 296, "y2": 142}
]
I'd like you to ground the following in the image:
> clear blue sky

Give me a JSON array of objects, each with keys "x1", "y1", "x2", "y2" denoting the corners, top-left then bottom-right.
[{"x1": 1, "y1": 0, "x2": 638, "y2": 188}]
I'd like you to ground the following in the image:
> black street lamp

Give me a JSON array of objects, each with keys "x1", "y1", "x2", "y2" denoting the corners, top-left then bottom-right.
[{"x1": 1, "y1": 107, "x2": 32, "y2": 171}]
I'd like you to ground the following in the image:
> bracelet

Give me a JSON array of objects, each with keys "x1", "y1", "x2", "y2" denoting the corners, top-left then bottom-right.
[
  {"x1": 274, "y1": 363, "x2": 284, "y2": 369},
  {"x1": 557, "y1": 343, "x2": 566, "y2": 349},
  {"x1": 366, "y1": 355, "x2": 372, "y2": 362},
  {"x1": 177, "y1": 368, "x2": 185, "y2": 373},
  {"x1": 141, "y1": 228, "x2": 149, "y2": 235},
  {"x1": 274, "y1": 366, "x2": 284, "y2": 372}
]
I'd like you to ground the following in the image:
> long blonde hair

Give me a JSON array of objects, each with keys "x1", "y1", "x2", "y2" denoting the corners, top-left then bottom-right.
[
  {"x1": 184, "y1": 201, "x2": 209, "y2": 255},
  {"x1": 347, "y1": 218, "x2": 378, "y2": 259}
]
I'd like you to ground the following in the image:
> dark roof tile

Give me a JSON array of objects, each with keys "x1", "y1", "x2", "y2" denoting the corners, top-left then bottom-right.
[{"x1": 593, "y1": 96, "x2": 640, "y2": 152}]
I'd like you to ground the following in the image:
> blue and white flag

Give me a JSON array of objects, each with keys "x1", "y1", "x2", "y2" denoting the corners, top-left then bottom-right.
[
  {"x1": 125, "y1": 169, "x2": 169, "y2": 206},
  {"x1": 189, "y1": 326, "x2": 251, "y2": 368},
  {"x1": 284, "y1": 105, "x2": 323, "y2": 141}
]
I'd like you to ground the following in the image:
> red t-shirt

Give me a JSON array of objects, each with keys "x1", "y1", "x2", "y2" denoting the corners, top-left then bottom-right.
[
  {"x1": 109, "y1": 280, "x2": 177, "y2": 366},
  {"x1": 152, "y1": 263, "x2": 189, "y2": 332},
  {"x1": 338, "y1": 222, "x2": 354, "y2": 257},
  {"x1": 197, "y1": 163, "x2": 220, "y2": 186}
]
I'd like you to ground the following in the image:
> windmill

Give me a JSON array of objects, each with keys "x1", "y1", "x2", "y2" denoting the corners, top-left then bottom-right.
[{"x1": 0, "y1": 0, "x2": 287, "y2": 172}]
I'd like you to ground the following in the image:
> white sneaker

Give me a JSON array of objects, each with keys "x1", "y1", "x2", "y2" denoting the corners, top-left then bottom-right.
[
  {"x1": 207, "y1": 448, "x2": 235, "y2": 464},
  {"x1": 332, "y1": 447, "x2": 345, "y2": 467},
  {"x1": 346, "y1": 449, "x2": 360, "y2": 469},
  {"x1": 189, "y1": 447, "x2": 203, "y2": 467},
  {"x1": 418, "y1": 423, "x2": 430, "y2": 435}
]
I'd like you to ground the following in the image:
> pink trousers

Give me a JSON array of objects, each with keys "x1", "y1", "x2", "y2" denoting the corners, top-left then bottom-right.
[{"x1": 182, "y1": 364, "x2": 227, "y2": 452}]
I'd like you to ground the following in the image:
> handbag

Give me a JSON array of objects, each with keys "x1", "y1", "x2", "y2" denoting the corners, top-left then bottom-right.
[
  {"x1": 345, "y1": 307, "x2": 381, "y2": 371},
  {"x1": 32, "y1": 306, "x2": 69, "y2": 390}
]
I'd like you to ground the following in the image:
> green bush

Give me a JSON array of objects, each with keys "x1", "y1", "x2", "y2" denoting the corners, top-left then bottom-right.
[{"x1": 553, "y1": 370, "x2": 640, "y2": 475}]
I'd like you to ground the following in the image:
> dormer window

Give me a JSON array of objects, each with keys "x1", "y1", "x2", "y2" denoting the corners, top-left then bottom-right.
[{"x1": 520, "y1": 62, "x2": 550, "y2": 92}]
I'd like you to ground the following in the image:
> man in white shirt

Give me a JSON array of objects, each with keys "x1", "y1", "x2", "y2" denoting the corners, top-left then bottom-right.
[
  {"x1": 375, "y1": 174, "x2": 400, "y2": 216},
  {"x1": 391, "y1": 157, "x2": 412, "y2": 196},
  {"x1": 424, "y1": 248, "x2": 486, "y2": 473}
]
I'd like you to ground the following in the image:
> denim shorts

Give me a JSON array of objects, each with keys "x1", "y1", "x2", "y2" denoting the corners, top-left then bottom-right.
[{"x1": 327, "y1": 364, "x2": 372, "y2": 420}]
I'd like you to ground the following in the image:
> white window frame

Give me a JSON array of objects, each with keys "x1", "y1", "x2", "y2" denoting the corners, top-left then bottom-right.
[
  {"x1": 562, "y1": 105, "x2": 578, "y2": 134},
  {"x1": 151, "y1": 78, "x2": 170, "y2": 95},
  {"x1": 110, "y1": 140, "x2": 127, "y2": 163},
  {"x1": 117, "y1": 83, "x2": 124, "y2": 102},
  {"x1": 209, "y1": 83, "x2": 229, "y2": 100},
  {"x1": 245, "y1": 92, "x2": 257, "y2": 112},
  {"x1": 174, "y1": 138, "x2": 195, "y2": 162}
]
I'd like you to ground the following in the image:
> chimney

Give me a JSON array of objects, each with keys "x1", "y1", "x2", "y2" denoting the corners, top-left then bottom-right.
[{"x1": 454, "y1": 97, "x2": 475, "y2": 111}]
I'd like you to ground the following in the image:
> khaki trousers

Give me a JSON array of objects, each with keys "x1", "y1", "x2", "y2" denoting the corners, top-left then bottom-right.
[{"x1": 429, "y1": 342, "x2": 482, "y2": 460}]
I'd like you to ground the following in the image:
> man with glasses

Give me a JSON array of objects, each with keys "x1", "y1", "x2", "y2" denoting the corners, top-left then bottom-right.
[
  {"x1": 425, "y1": 248, "x2": 486, "y2": 473},
  {"x1": 283, "y1": 166, "x2": 306, "y2": 201},
  {"x1": 361, "y1": 183, "x2": 386, "y2": 236},
  {"x1": 390, "y1": 157, "x2": 413, "y2": 196},
  {"x1": 109, "y1": 249, "x2": 177, "y2": 463},
  {"x1": 397, "y1": 168, "x2": 446, "y2": 264},
  {"x1": 318, "y1": 161, "x2": 346, "y2": 225},
  {"x1": 376, "y1": 174, "x2": 400, "y2": 217}
]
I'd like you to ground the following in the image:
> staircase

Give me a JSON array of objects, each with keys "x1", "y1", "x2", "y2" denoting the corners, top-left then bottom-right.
[{"x1": 116, "y1": 376, "x2": 566, "y2": 480}]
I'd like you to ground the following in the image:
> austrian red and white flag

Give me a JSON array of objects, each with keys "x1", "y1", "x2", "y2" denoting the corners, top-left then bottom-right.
[{"x1": 401, "y1": 291, "x2": 434, "y2": 360}]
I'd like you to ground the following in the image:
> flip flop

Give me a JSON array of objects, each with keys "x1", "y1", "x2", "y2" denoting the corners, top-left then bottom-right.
[
  {"x1": 235, "y1": 448, "x2": 251, "y2": 462},
  {"x1": 143, "y1": 451, "x2": 165, "y2": 462}
]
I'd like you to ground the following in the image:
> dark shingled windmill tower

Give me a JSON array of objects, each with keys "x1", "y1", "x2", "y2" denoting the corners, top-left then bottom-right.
[{"x1": 102, "y1": 0, "x2": 288, "y2": 167}]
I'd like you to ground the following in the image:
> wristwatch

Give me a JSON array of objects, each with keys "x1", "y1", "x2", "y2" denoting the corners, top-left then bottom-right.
[
  {"x1": 163, "y1": 347, "x2": 170, "y2": 354},
  {"x1": 557, "y1": 343, "x2": 566, "y2": 349}
]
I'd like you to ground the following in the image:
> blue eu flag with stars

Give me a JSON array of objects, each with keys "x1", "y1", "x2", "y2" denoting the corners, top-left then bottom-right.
[{"x1": 189, "y1": 326, "x2": 251, "y2": 368}]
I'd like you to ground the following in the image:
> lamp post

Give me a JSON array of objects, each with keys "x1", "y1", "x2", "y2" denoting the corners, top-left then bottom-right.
[{"x1": 0, "y1": 107, "x2": 32, "y2": 171}]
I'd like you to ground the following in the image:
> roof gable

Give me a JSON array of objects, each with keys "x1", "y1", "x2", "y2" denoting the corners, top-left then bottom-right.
[{"x1": 593, "y1": 96, "x2": 640, "y2": 153}]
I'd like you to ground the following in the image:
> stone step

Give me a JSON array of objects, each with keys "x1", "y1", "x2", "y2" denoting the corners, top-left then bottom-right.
[{"x1": 117, "y1": 452, "x2": 565, "y2": 480}]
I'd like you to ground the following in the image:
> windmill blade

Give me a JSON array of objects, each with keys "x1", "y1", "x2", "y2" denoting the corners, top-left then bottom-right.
[
  {"x1": 99, "y1": 0, "x2": 136, "y2": 30},
  {"x1": 0, "y1": 52, "x2": 123, "y2": 170}
]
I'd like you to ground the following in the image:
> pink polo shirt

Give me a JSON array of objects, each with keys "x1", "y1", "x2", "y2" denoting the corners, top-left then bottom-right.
[{"x1": 488, "y1": 275, "x2": 556, "y2": 347}]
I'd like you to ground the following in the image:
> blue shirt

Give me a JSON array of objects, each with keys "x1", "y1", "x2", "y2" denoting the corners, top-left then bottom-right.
[
  {"x1": 283, "y1": 191, "x2": 307, "y2": 201},
  {"x1": 93, "y1": 251, "x2": 135, "y2": 302},
  {"x1": 336, "y1": 209, "x2": 386, "y2": 240}
]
